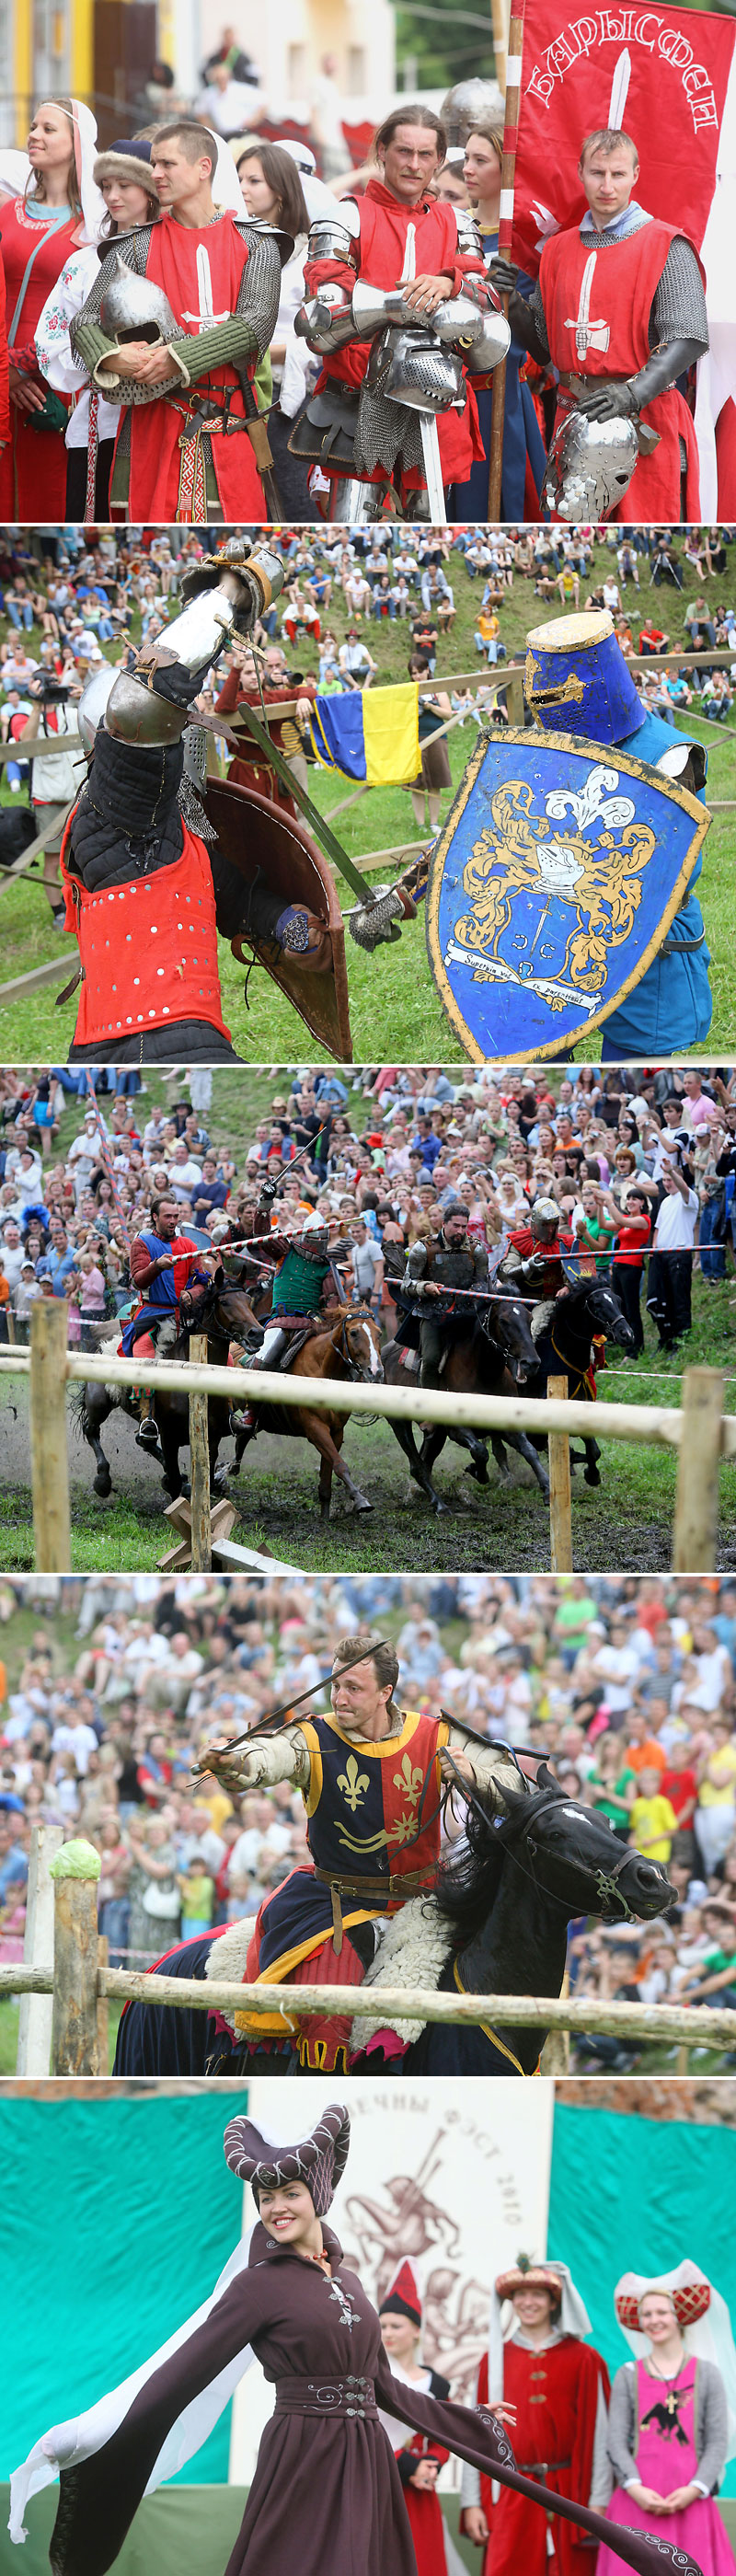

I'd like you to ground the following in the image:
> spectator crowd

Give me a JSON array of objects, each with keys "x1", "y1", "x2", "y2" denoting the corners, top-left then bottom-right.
[
  {"x1": 1, "y1": 1570, "x2": 736, "y2": 2069},
  {"x1": 0, "y1": 1060, "x2": 735, "y2": 1361}
]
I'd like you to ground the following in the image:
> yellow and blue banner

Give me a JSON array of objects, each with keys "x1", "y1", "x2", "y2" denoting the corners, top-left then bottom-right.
[{"x1": 310, "y1": 684, "x2": 420, "y2": 787}]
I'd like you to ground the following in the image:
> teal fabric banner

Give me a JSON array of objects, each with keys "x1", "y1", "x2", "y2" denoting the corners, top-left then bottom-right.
[
  {"x1": 0, "y1": 2095, "x2": 247, "y2": 2486},
  {"x1": 548, "y1": 2104, "x2": 736, "y2": 2497}
]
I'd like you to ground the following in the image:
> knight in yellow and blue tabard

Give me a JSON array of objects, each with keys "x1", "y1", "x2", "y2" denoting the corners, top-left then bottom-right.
[{"x1": 198, "y1": 1630, "x2": 523, "y2": 2071}]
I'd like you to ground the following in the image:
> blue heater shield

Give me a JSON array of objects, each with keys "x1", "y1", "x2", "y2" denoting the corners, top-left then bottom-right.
[{"x1": 426, "y1": 726, "x2": 709, "y2": 1062}]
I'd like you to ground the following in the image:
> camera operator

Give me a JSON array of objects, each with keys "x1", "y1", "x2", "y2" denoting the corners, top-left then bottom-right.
[{"x1": 19, "y1": 664, "x2": 86, "y2": 926}]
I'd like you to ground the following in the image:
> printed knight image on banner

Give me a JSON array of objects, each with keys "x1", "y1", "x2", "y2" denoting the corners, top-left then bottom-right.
[
  {"x1": 227, "y1": 2078, "x2": 554, "y2": 2487},
  {"x1": 509, "y1": 0, "x2": 736, "y2": 513},
  {"x1": 425, "y1": 726, "x2": 708, "y2": 1060}
]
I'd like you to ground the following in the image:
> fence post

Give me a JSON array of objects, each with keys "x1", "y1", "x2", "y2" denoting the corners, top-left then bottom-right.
[
  {"x1": 29, "y1": 1298, "x2": 71, "y2": 1571},
  {"x1": 16, "y1": 1820, "x2": 63, "y2": 2075},
  {"x1": 547, "y1": 1374, "x2": 572, "y2": 1571},
  {"x1": 49, "y1": 1840, "x2": 101, "y2": 2075},
  {"x1": 188, "y1": 1331, "x2": 212, "y2": 1571},
  {"x1": 672, "y1": 1366, "x2": 724, "y2": 1571},
  {"x1": 97, "y1": 1931, "x2": 109, "y2": 2074}
]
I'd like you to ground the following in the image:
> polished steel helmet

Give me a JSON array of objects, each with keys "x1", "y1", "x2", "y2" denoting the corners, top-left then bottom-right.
[
  {"x1": 543, "y1": 409, "x2": 639, "y2": 523},
  {"x1": 96, "y1": 254, "x2": 180, "y2": 404},
  {"x1": 98, "y1": 252, "x2": 178, "y2": 345},
  {"x1": 366, "y1": 328, "x2": 464, "y2": 413},
  {"x1": 441, "y1": 77, "x2": 502, "y2": 142},
  {"x1": 531, "y1": 1198, "x2": 560, "y2": 1233}
]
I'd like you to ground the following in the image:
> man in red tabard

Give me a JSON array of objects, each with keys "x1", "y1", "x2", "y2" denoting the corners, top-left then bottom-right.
[
  {"x1": 290, "y1": 103, "x2": 489, "y2": 514},
  {"x1": 493, "y1": 127, "x2": 708, "y2": 520},
  {"x1": 72, "y1": 121, "x2": 282, "y2": 523},
  {"x1": 215, "y1": 641, "x2": 319, "y2": 819},
  {"x1": 460, "y1": 2258, "x2": 610, "y2": 2576},
  {"x1": 500, "y1": 1197, "x2": 577, "y2": 1305}
]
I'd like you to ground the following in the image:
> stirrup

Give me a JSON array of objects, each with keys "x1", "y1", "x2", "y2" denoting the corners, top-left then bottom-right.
[
  {"x1": 230, "y1": 1406, "x2": 256, "y2": 1433},
  {"x1": 135, "y1": 1418, "x2": 161, "y2": 1450}
]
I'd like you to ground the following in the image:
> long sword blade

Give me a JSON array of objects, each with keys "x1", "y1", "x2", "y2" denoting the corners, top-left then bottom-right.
[{"x1": 419, "y1": 412, "x2": 446, "y2": 524}]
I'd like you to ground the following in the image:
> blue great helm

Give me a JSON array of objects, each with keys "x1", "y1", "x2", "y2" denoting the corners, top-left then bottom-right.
[{"x1": 524, "y1": 608, "x2": 643, "y2": 747}]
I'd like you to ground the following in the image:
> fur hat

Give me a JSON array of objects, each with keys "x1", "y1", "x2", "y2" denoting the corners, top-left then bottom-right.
[{"x1": 93, "y1": 137, "x2": 155, "y2": 195}]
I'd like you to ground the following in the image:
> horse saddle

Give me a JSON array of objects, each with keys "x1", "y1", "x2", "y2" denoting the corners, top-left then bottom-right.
[{"x1": 202, "y1": 775, "x2": 352, "y2": 1058}]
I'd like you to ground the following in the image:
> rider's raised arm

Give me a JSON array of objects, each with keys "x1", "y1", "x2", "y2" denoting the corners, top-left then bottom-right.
[{"x1": 197, "y1": 1725, "x2": 310, "y2": 1793}]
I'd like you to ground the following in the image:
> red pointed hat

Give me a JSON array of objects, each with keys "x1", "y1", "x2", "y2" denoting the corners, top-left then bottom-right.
[{"x1": 379, "y1": 2259, "x2": 422, "y2": 2327}]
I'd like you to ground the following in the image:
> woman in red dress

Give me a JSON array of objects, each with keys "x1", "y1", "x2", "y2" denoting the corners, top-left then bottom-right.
[{"x1": 0, "y1": 96, "x2": 99, "y2": 519}]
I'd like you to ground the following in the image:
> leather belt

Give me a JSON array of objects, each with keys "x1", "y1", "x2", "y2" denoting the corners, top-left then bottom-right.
[
  {"x1": 274, "y1": 2374, "x2": 377, "y2": 2419},
  {"x1": 518, "y1": 2460, "x2": 571, "y2": 2476},
  {"x1": 313, "y1": 1862, "x2": 434, "y2": 1960}
]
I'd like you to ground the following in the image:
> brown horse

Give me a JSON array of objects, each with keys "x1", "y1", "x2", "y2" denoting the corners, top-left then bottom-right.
[{"x1": 227, "y1": 1302, "x2": 384, "y2": 1517}]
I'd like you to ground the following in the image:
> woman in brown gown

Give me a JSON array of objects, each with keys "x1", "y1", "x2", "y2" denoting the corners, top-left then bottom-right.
[{"x1": 9, "y1": 2108, "x2": 706, "y2": 2576}]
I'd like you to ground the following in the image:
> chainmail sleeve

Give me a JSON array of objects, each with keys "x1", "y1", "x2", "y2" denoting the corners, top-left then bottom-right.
[
  {"x1": 650, "y1": 236, "x2": 708, "y2": 351},
  {"x1": 234, "y1": 221, "x2": 282, "y2": 353}
]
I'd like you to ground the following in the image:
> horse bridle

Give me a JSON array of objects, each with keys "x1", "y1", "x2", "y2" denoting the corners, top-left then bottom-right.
[
  {"x1": 334, "y1": 1305, "x2": 380, "y2": 1383},
  {"x1": 443, "y1": 1755, "x2": 644, "y2": 1923}
]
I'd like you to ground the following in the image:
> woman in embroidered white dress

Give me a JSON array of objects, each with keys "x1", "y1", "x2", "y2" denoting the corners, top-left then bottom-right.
[{"x1": 36, "y1": 137, "x2": 159, "y2": 520}]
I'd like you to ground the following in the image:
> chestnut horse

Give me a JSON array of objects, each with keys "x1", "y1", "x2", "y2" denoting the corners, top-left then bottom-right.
[{"x1": 228, "y1": 1302, "x2": 384, "y2": 1517}]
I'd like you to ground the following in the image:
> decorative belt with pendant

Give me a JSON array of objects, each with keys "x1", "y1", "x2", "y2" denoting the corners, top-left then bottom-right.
[{"x1": 274, "y1": 2375, "x2": 377, "y2": 2419}]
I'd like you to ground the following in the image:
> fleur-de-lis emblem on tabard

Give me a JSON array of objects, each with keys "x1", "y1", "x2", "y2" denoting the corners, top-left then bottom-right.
[
  {"x1": 393, "y1": 1754, "x2": 424, "y2": 1808},
  {"x1": 337, "y1": 1753, "x2": 370, "y2": 1813}
]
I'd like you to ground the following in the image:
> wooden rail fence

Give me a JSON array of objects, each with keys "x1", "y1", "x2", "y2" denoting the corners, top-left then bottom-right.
[
  {"x1": 4, "y1": 1835, "x2": 734, "y2": 2077},
  {"x1": 0, "y1": 1301, "x2": 730, "y2": 1573}
]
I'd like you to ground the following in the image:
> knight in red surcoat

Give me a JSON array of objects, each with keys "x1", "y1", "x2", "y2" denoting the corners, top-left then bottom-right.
[
  {"x1": 493, "y1": 125, "x2": 708, "y2": 520},
  {"x1": 289, "y1": 103, "x2": 509, "y2": 520}
]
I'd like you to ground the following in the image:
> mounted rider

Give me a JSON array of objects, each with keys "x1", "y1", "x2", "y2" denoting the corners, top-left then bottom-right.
[
  {"x1": 121, "y1": 1187, "x2": 220, "y2": 1450},
  {"x1": 234, "y1": 1180, "x2": 352, "y2": 1435},
  {"x1": 498, "y1": 1197, "x2": 578, "y2": 1337},
  {"x1": 398, "y1": 1200, "x2": 489, "y2": 1384},
  {"x1": 198, "y1": 1628, "x2": 528, "y2": 2072}
]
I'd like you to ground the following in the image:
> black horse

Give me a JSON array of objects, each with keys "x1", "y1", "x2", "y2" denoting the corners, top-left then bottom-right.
[
  {"x1": 112, "y1": 1766, "x2": 673, "y2": 2081},
  {"x1": 75, "y1": 1274, "x2": 259, "y2": 1501},
  {"x1": 516, "y1": 1273, "x2": 636, "y2": 1489},
  {"x1": 381, "y1": 1288, "x2": 550, "y2": 1514}
]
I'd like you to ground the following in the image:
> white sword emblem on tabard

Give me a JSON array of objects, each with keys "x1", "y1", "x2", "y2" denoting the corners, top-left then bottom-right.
[
  {"x1": 564, "y1": 251, "x2": 610, "y2": 359},
  {"x1": 181, "y1": 244, "x2": 230, "y2": 330}
]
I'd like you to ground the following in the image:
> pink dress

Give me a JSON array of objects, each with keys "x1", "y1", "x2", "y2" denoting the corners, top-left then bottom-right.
[{"x1": 598, "y1": 2358, "x2": 736, "y2": 2576}]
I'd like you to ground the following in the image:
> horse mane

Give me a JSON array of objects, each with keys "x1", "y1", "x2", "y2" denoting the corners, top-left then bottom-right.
[{"x1": 434, "y1": 1765, "x2": 564, "y2": 1947}]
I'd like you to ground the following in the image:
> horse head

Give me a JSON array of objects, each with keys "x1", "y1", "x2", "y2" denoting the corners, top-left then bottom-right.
[
  {"x1": 485, "y1": 1761, "x2": 673, "y2": 1925},
  {"x1": 564, "y1": 1274, "x2": 635, "y2": 1352},
  {"x1": 488, "y1": 1288, "x2": 538, "y2": 1383},
  {"x1": 178, "y1": 1273, "x2": 260, "y2": 1346},
  {"x1": 335, "y1": 1302, "x2": 385, "y2": 1384}
]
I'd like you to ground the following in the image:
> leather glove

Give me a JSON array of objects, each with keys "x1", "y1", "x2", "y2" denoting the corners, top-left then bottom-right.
[
  {"x1": 488, "y1": 256, "x2": 520, "y2": 296},
  {"x1": 573, "y1": 377, "x2": 640, "y2": 422}
]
